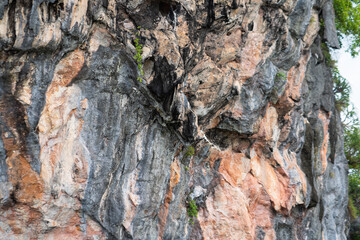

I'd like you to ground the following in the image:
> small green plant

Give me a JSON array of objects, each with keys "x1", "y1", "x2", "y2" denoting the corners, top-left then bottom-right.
[
  {"x1": 321, "y1": 43, "x2": 336, "y2": 68},
  {"x1": 349, "y1": 197, "x2": 358, "y2": 219},
  {"x1": 187, "y1": 200, "x2": 198, "y2": 224},
  {"x1": 184, "y1": 146, "x2": 195, "y2": 158},
  {"x1": 270, "y1": 71, "x2": 287, "y2": 104},
  {"x1": 133, "y1": 26, "x2": 144, "y2": 82},
  {"x1": 181, "y1": 146, "x2": 195, "y2": 164},
  {"x1": 275, "y1": 72, "x2": 287, "y2": 82},
  {"x1": 309, "y1": 16, "x2": 316, "y2": 24},
  {"x1": 181, "y1": 146, "x2": 194, "y2": 171}
]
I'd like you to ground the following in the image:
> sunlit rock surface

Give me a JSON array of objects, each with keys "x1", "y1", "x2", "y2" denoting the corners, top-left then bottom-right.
[{"x1": 0, "y1": 0, "x2": 349, "y2": 239}]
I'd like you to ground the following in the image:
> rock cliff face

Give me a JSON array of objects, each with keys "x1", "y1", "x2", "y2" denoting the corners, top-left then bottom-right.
[{"x1": 0, "y1": 0, "x2": 349, "y2": 239}]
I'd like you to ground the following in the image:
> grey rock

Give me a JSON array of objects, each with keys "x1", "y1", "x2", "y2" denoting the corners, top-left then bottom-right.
[
  {"x1": 274, "y1": 216, "x2": 295, "y2": 240},
  {"x1": 71, "y1": 46, "x2": 180, "y2": 239},
  {"x1": 289, "y1": 0, "x2": 314, "y2": 38},
  {"x1": 0, "y1": 132, "x2": 11, "y2": 207},
  {"x1": 271, "y1": 33, "x2": 302, "y2": 71},
  {"x1": 322, "y1": 0, "x2": 340, "y2": 49},
  {"x1": 0, "y1": 0, "x2": 8, "y2": 20},
  {"x1": 218, "y1": 60, "x2": 277, "y2": 135},
  {"x1": 298, "y1": 37, "x2": 349, "y2": 239}
]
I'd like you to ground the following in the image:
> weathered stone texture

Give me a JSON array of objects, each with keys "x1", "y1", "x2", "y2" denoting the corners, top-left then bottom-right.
[{"x1": 0, "y1": 0, "x2": 349, "y2": 239}]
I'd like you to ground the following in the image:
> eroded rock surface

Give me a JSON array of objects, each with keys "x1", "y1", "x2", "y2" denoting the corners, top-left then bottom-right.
[{"x1": 0, "y1": 0, "x2": 349, "y2": 239}]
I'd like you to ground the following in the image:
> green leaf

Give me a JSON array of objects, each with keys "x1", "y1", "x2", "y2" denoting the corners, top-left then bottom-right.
[{"x1": 334, "y1": 0, "x2": 360, "y2": 56}]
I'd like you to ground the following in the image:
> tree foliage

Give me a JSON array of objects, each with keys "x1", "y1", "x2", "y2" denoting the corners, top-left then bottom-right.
[
  {"x1": 345, "y1": 122, "x2": 360, "y2": 169},
  {"x1": 333, "y1": 0, "x2": 360, "y2": 56},
  {"x1": 349, "y1": 169, "x2": 360, "y2": 217},
  {"x1": 333, "y1": 68, "x2": 360, "y2": 169},
  {"x1": 333, "y1": 67, "x2": 351, "y2": 112},
  {"x1": 333, "y1": 67, "x2": 360, "y2": 170}
]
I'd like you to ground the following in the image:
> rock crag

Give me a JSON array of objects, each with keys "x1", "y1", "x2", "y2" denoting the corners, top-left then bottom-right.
[{"x1": 0, "y1": 0, "x2": 349, "y2": 239}]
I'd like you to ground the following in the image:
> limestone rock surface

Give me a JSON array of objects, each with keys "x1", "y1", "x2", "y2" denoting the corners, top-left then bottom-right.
[{"x1": 0, "y1": 0, "x2": 349, "y2": 239}]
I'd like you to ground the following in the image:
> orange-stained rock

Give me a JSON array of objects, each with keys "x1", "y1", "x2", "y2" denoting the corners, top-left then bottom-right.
[
  {"x1": 158, "y1": 158, "x2": 181, "y2": 239},
  {"x1": 250, "y1": 152, "x2": 293, "y2": 212},
  {"x1": 208, "y1": 148, "x2": 251, "y2": 187},
  {"x1": 35, "y1": 48, "x2": 105, "y2": 238},
  {"x1": 282, "y1": 148, "x2": 308, "y2": 205},
  {"x1": 200, "y1": 145, "x2": 294, "y2": 239},
  {"x1": 0, "y1": 205, "x2": 43, "y2": 238},
  {"x1": 241, "y1": 173, "x2": 275, "y2": 238},
  {"x1": 122, "y1": 168, "x2": 141, "y2": 232},
  {"x1": 6, "y1": 154, "x2": 43, "y2": 204},
  {"x1": 198, "y1": 180, "x2": 253, "y2": 240},
  {"x1": 0, "y1": 97, "x2": 44, "y2": 207},
  {"x1": 256, "y1": 105, "x2": 280, "y2": 144},
  {"x1": 279, "y1": 53, "x2": 311, "y2": 109},
  {"x1": 39, "y1": 49, "x2": 86, "y2": 185},
  {"x1": 304, "y1": 10, "x2": 321, "y2": 49},
  {"x1": 318, "y1": 110, "x2": 331, "y2": 174}
]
